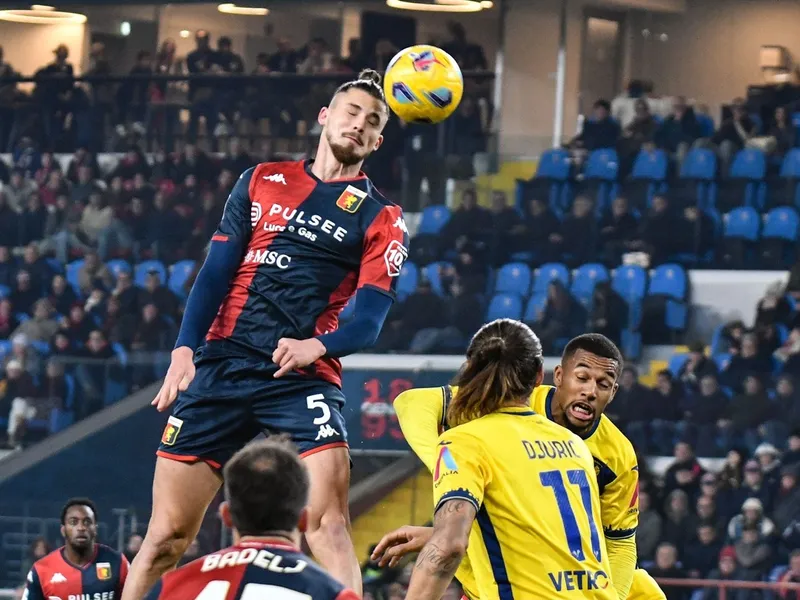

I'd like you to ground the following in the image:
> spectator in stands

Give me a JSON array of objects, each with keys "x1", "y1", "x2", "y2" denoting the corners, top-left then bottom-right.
[
  {"x1": 599, "y1": 196, "x2": 638, "y2": 265},
  {"x1": 733, "y1": 461, "x2": 775, "y2": 514},
  {"x1": 755, "y1": 284, "x2": 794, "y2": 329},
  {"x1": 778, "y1": 549, "x2": 800, "y2": 600},
  {"x1": 0, "y1": 192, "x2": 21, "y2": 246},
  {"x1": 773, "y1": 464, "x2": 800, "y2": 534},
  {"x1": 20, "y1": 245, "x2": 52, "y2": 294},
  {"x1": 722, "y1": 334, "x2": 773, "y2": 392},
  {"x1": 649, "y1": 542, "x2": 687, "y2": 600},
  {"x1": 20, "y1": 537, "x2": 51, "y2": 579},
  {"x1": 549, "y1": 195, "x2": 596, "y2": 266},
  {"x1": 681, "y1": 374, "x2": 727, "y2": 457},
  {"x1": 445, "y1": 96, "x2": 487, "y2": 178},
  {"x1": 728, "y1": 496, "x2": 775, "y2": 544},
  {"x1": 77, "y1": 251, "x2": 113, "y2": 297},
  {"x1": 511, "y1": 196, "x2": 559, "y2": 261},
  {"x1": 0, "y1": 44, "x2": 17, "y2": 152},
  {"x1": 755, "y1": 443, "x2": 782, "y2": 490},
  {"x1": 679, "y1": 344, "x2": 718, "y2": 391},
  {"x1": 146, "y1": 192, "x2": 186, "y2": 262},
  {"x1": 20, "y1": 192, "x2": 47, "y2": 246},
  {"x1": 675, "y1": 205, "x2": 716, "y2": 262},
  {"x1": 0, "y1": 298, "x2": 18, "y2": 338},
  {"x1": 74, "y1": 329, "x2": 115, "y2": 419},
  {"x1": 125, "y1": 533, "x2": 143, "y2": 563},
  {"x1": 618, "y1": 99, "x2": 658, "y2": 176},
  {"x1": 662, "y1": 489, "x2": 692, "y2": 554},
  {"x1": 724, "y1": 375, "x2": 773, "y2": 451},
  {"x1": 186, "y1": 30, "x2": 218, "y2": 146},
  {"x1": 12, "y1": 299, "x2": 58, "y2": 342},
  {"x1": 786, "y1": 431, "x2": 800, "y2": 467},
  {"x1": 691, "y1": 494, "x2": 727, "y2": 539},
  {"x1": 776, "y1": 326, "x2": 800, "y2": 374},
  {"x1": 664, "y1": 441, "x2": 704, "y2": 498},
  {"x1": 440, "y1": 274, "x2": 483, "y2": 352},
  {"x1": 402, "y1": 280, "x2": 449, "y2": 353},
  {"x1": 775, "y1": 376, "x2": 800, "y2": 438},
  {"x1": 130, "y1": 303, "x2": 174, "y2": 386},
  {"x1": 702, "y1": 546, "x2": 745, "y2": 599},
  {"x1": 138, "y1": 269, "x2": 178, "y2": 320},
  {"x1": 60, "y1": 305, "x2": 95, "y2": 348},
  {"x1": 683, "y1": 523, "x2": 722, "y2": 579},
  {"x1": 489, "y1": 190, "x2": 522, "y2": 264},
  {"x1": 650, "y1": 370, "x2": 683, "y2": 455},
  {"x1": 65, "y1": 147, "x2": 101, "y2": 183},
  {"x1": 629, "y1": 194, "x2": 675, "y2": 266},
  {"x1": 734, "y1": 525, "x2": 773, "y2": 581},
  {"x1": 0, "y1": 246, "x2": 15, "y2": 289},
  {"x1": 442, "y1": 21, "x2": 487, "y2": 71},
  {"x1": 569, "y1": 99, "x2": 620, "y2": 152},
  {"x1": 35, "y1": 43, "x2": 76, "y2": 146},
  {"x1": 4, "y1": 169, "x2": 36, "y2": 213},
  {"x1": 712, "y1": 99, "x2": 755, "y2": 173},
  {"x1": 10, "y1": 270, "x2": 38, "y2": 314},
  {"x1": 654, "y1": 96, "x2": 701, "y2": 162},
  {"x1": 0, "y1": 359, "x2": 37, "y2": 447},
  {"x1": 49, "y1": 274, "x2": 77, "y2": 316},
  {"x1": 441, "y1": 189, "x2": 490, "y2": 249},
  {"x1": 636, "y1": 489, "x2": 662, "y2": 562},
  {"x1": 587, "y1": 281, "x2": 626, "y2": 347},
  {"x1": 609, "y1": 366, "x2": 650, "y2": 449},
  {"x1": 767, "y1": 106, "x2": 795, "y2": 158},
  {"x1": 532, "y1": 281, "x2": 583, "y2": 354},
  {"x1": 7, "y1": 333, "x2": 42, "y2": 378}
]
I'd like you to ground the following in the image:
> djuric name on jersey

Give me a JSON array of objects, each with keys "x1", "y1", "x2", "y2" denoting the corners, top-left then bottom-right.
[
  {"x1": 201, "y1": 548, "x2": 307, "y2": 575},
  {"x1": 523, "y1": 439, "x2": 581, "y2": 460}
]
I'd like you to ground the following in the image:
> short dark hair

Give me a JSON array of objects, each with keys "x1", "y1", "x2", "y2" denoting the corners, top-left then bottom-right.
[
  {"x1": 594, "y1": 99, "x2": 611, "y2": 112},
  {"x1": 333, "y1": 69, "x2": 388, "y2": 115},
  {"x1": 61, "y1": 497, "x2": 97, "y2": 524},
  {"x1": 223, "y1": 438, "x2": 309, "y2": 536},
  {"x1": 562, "y1": 333, "x2": 623, "y2": 376}
]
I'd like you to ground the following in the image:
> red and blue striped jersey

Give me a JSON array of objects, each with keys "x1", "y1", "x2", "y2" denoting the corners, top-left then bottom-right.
[
  {"x1": 24, "y1": 544, "x2": 128, "y2": 600},
  {"x1": 145, "y1": 540, "x2": 359, "y2": 600},
  {"x1": 205, "y1": 159, "x2": 408, "y2": 387}
]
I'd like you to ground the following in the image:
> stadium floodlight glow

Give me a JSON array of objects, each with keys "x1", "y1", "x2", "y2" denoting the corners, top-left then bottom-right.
[
  {"x1": 0, "y1": 7, "x2": 86, "y2": 23},
  {"x1": 30, "y1": 4, "x2": 55, "y2": 10},
  {"x1": 386, "y1": 0, "x2": 483, "y2": 12},
  {"x1": 217, "y1": 3, "x2": 269, "y2": 15},
  {"x1": 179, "y1": 29, "x2": 191, "y2": 38}
]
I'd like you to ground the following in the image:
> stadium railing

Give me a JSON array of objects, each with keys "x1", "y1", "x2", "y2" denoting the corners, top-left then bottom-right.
[{"x1": 655, "y1": 577, "x2": 800, "y2": 599}]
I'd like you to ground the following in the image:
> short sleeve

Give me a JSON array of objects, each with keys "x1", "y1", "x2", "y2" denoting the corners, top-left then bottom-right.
[
  {"x1": 213, "y1": 167, "x2": 256, "y2": 243},
  {"x1": 432, "y1": 428, "x2": 489, "y2": 514},
  {"x1": 601, "y1": 462, "x2": 640, "y2": 540},
  {"x1": 357, "y1": 204, "x2": 409, "y2": 298}
]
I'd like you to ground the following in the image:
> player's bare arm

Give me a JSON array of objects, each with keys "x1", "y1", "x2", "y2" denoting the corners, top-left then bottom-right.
[
  {"x1": 405, "y1": 500, "x2": 475, "y2": 600},
  {"x1": 371, "y1": 525, "x2": 434, "y2": 568}
]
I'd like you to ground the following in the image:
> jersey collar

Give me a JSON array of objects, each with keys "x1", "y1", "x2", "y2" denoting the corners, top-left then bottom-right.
[
  {"x1": 304, "y1": 159, "x2": 367, "y2": 184},
  {"x1": 59, "y1": 544, "x2": 99, "y2": 570},
  {"x1": 545, "y1": 387, "x2": 602, "y2": 440},
  {"x1": 498, "y1": 406, "x2": 536, "y2": 416}
]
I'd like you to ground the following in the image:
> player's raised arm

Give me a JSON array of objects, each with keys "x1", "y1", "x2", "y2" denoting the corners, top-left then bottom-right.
[
  {"x1": 394, "y1": 386, "x2": 449, "y2": 472},
  {"x1": 152, "y1": 167, "x2": 255, "y2": 411}
]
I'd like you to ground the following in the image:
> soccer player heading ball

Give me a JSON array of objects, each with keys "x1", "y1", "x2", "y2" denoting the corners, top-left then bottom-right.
[{"x1": 122, "y1": 69, "x2": 408, "y2": 600}]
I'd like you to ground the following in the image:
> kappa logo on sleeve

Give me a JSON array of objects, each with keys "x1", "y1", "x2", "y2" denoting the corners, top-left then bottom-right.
[{"x1": 384, "y1": 240, "x2": 408, "y2": 278}]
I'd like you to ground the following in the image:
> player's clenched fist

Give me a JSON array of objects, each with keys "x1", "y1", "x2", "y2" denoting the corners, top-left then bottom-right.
[
  {"x1": 152, "y1": 346, "x2": 196, "y2": 412},
  {"x1": 272, "y1": 338, "x2": 327, "y2": 379},
  {"x1": 370, "y1": 525, "x2": 433, "y2": 567}
]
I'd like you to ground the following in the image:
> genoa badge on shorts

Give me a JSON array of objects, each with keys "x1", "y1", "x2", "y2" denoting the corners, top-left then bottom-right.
[
  {"x1": 336, "y1": 185, "x2": 367, "y2": 213},
  {"x1": 96, "y1": 562, "x2": 112, "y2": 580},
  {"x1": 161, "y1": 416, "x2": 183, "y2": 446}
]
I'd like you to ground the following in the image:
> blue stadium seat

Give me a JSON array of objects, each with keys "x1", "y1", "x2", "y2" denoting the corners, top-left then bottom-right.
[
  {"x1": 523, "y1": 294, "x2": 547, "y2": 323},
  {"x1": 580, "y1": 148, "x2": 619, "y2": 211},
  {"x1": 0, "y1": 284, "x2": 8, "y2": 299},
  {"x1": 397, "y1": 261, "x2": 419, "y2": 301},
  {"x1": 621, "y1": 149, "x2": 668, "y2": 211},
  {"x1": 532, "y1": 263, "x2": 570, "y2": 295},
  {"x1": 535, "y1": 148, "x2": 572, "y2": 181},
  {"x1": 668, "y1": 353, "x2": 689, "y2": 377},
  {"x1": 781, "y1": 148, "x2": 800, "y2": 178},
  {"x1": 46, "y1": 258, "x2": 64, "y2": 274},
  {"x1": 486, "y1": 294, "x2": 523, "y2": 322},
  {"x1": 714, "y1": 353, "x2": 732, "y2": 372},
  {"x1": 696, "y1": 114, "x2": 715, "y2": 138},
  {"x1": 168, "y1": 260, "x2": 196, "y2": 298},
  {"x1": 0, "y1": 340, "x2": 11, "y2": 360},
  {"x1": 681, "y1": 148, "x2": 717, "y2": 181},
  {"x1": 65, "y1": 259, "x2": 85, "y2": 296},
  {"x1": 716, "y1": 149, "x2": 767, "y2": 211},
  {"x1": 422, "y1": 262, "x2": 453, "y2": 297},
  {"x1": 417, "y1": 205, "x2": 451, "y2": 235},
  {"x1": 494, "y1": 263, "x2": 532, "y2": 296},
  {"x1": 674, "y1": 148, "x2": 717, "y2": 209},
  {"x1": 134, "y1": 260, "x2": 167, "y2": 287},
  {"x1": 632, "y1": 148, "x2": 668, "y2": 181},
  {"x1": 648, "y1": 263, "x2": 689, "y2": 331},
  {"x1": 570, "y1": 263, "x2": 610, "y2": 306},
  {"x1": 768, "y1": 149, "x2": 800, "y2": 208},
  {"x1": 762, "y1": 207, "x2": 800, "y2": 242},
  {"x1": 611, "y1": 265, "x2": 647, "y2": 303},
  {"x1": 29, "y1": 341, "x2": 50, "y2": 356},
  {"x1": 106, "y1": 259, "x2": 132, "y2": 281},
  {"x1": 723, "y1": 207, "x2": 760, "y2": 242}
]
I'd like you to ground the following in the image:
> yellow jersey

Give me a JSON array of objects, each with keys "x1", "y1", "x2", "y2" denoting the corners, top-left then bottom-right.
[
  {"x1": 433, "y1": 406, "x2": 617, "y2": 600},
  {"x1": 394, "y1": 384, "x2": 643, "y2": 599}
]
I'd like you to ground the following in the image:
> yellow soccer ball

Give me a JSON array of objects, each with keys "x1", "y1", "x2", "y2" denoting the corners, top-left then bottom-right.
[{"x1": 383, "y1": 45, "x2": 464, "y2": 124}]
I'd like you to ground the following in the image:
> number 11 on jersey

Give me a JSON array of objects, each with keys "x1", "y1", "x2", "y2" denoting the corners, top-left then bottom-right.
[{"x1": 540, "y1": 469, "x2": 603, "y2": 562}]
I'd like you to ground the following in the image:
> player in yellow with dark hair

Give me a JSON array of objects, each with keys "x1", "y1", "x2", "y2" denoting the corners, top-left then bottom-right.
[
  {"x1": 373, "y1": 333, "x2": 665, "y2": 600},
  {"x1": 403, "y1": 319, "x2": 616, "y2": 600}
]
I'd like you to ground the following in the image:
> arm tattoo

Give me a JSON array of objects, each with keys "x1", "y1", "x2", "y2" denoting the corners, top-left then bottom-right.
[{"x1": 415, "y1": 542, "x2": 462, "y2": 577}]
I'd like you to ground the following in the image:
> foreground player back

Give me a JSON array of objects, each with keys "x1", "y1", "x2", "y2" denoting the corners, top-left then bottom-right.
[
  {"x1": 146, "y1": 539, "x2": 357, "y2": 600},
  {"x1": 434, "y1": 408, "x2": 617, "y2": 599}
]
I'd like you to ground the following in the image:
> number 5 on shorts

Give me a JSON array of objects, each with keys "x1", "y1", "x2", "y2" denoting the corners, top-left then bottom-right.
[{"x1": 306, "y1": 394, "x2": 331, "y2": 425}]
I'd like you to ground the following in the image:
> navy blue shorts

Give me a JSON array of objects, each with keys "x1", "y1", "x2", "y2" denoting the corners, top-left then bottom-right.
[{"x1": 156, "y1": 347, "x2": 348, "y2": 469}]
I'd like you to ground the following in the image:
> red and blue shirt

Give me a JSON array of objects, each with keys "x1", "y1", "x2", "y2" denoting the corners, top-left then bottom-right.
[{"x1": 24, "y1": 544, "x2": 128, "y2": 600}]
